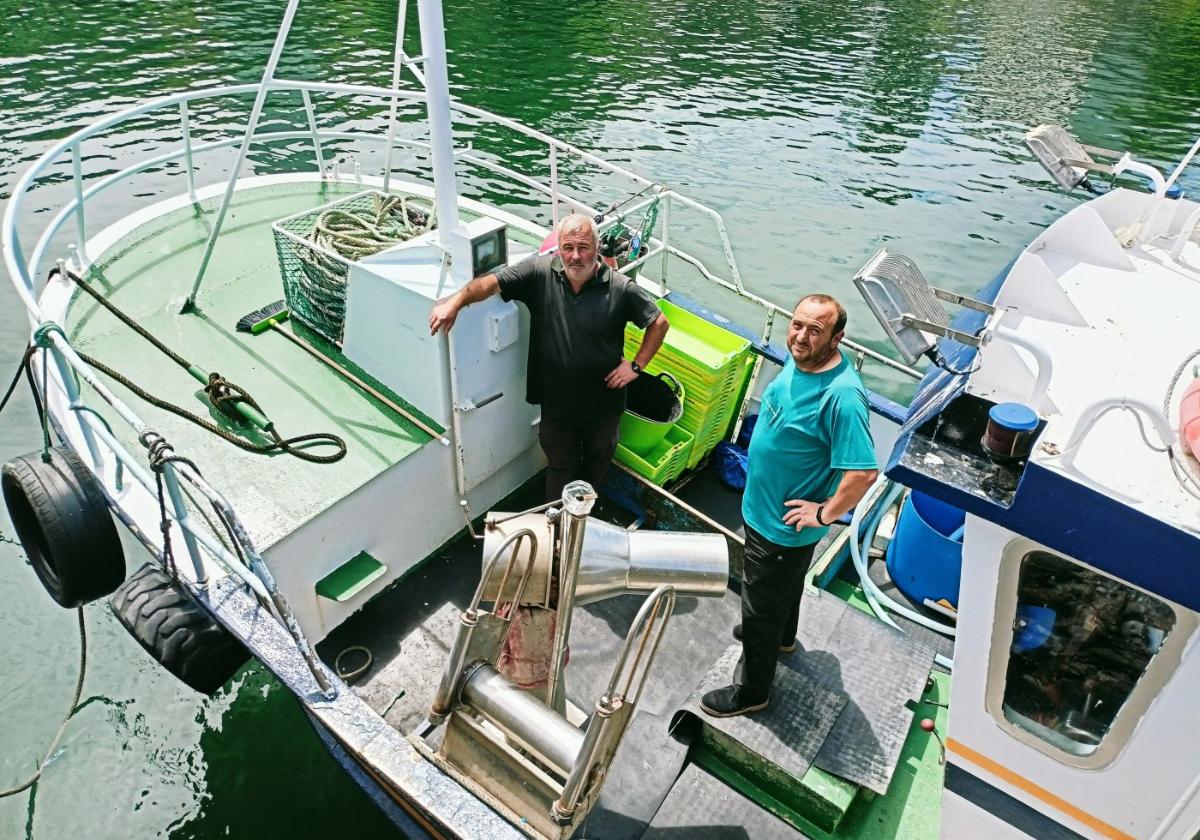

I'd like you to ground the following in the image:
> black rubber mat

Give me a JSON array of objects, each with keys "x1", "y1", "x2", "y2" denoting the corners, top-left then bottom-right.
[
  {"x1": 796, "y1": 589, "x2": 936, "y2": 794},
  {"x1": 687, "y1": 645, "x2": 847, "y2": 783},
  {"x1": 637, "y1": 764, "x2": 811, "y2": 839}
]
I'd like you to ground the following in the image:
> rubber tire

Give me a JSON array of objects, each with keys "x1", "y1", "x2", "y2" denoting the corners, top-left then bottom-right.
[
  {"x1": 2, "y1": 445, "x2": 126, "y2": 608},
  {"x1": 110, "y1": 562, "x2": 250, "y2": 695}
]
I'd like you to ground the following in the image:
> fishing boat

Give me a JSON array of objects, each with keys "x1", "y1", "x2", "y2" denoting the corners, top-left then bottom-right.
[{"x1": 4, "y1": 1, "x2": 1200, "y2": 837}]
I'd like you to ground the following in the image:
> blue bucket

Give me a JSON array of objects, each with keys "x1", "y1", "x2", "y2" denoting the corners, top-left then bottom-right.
[{"x1": 886, "y1": 491, "x2": 965, "y2": 608}]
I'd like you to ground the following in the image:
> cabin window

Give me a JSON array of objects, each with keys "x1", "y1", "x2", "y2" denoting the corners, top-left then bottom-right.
[{"x1": 1001, "y1": 551, "x2": 1177, "y2": 757}]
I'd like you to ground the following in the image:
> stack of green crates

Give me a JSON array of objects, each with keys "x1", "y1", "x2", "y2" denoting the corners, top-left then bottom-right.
[{"x1": 624, "y1": 299, "x2": 754, "y2": 470}]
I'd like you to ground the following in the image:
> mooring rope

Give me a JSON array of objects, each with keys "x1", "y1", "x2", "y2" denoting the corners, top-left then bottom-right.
[
  {"x1": 0, "y1": 608, "x2": 86, "y2": 799},
  {"x1": 50, "y1": 267, "x2": 347, "y2": 464}
]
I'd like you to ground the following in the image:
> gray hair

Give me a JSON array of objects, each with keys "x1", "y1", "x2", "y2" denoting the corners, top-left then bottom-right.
[{"x1": 557, "y1": 213, "x2": 598, "y2": 247}]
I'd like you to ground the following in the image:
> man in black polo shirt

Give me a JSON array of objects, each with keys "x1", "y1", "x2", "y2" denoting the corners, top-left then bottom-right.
[{"x1": 429, "y1": 214, "x2": 670, "y2": 500}]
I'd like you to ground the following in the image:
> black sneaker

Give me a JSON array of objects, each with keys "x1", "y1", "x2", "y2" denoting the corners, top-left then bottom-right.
[
  {"x1": 732, "y1": 624, "x2": 797, "y2": 654},
  {"x1": 700, "y1": 685, "x2": 768, "y2": 718}
]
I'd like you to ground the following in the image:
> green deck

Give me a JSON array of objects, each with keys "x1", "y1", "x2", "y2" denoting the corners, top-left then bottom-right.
[{"x1": 69, "y1": 180, "x2": 447, "y2": 546}]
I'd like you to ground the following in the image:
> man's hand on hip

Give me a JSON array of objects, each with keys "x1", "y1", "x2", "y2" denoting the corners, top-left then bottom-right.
[
  {"x1": 429, "y1": 297, "x2": 460, "y2": 335},
  {"x1": 782, "y1": 499, "x2": 822, "y2": 530},
  {"x1": 604, "y1": 360, "x2": 638, "y2": 388}
]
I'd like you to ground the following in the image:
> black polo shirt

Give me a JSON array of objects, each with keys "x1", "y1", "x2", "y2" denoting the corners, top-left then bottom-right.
[{"x1": 496, "y1": 254, "x2": 661, "y2": 418}]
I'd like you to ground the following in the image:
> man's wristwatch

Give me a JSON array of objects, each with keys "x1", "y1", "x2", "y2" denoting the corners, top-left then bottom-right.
[
  {"x1": 630, "y1": 360, "x2": 642, "y2": 374},
  {"x1": 815, "y1": 505, "x2": 830, "y2": 527}
]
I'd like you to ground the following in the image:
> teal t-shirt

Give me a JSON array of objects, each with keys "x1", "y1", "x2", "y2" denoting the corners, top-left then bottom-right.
[{"x1": 742, "y1": 352, "x2": 877, "y2": 547}]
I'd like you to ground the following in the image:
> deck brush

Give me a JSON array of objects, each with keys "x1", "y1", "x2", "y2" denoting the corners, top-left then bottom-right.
[{"x1": 235, "y1": 301, "x2": 449, "y2": 445}]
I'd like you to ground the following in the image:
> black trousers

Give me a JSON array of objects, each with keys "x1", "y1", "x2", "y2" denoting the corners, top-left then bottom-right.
[
  {"x1": 734, "y1": 524, "x2": 817, "y2": 702},
  {"x1": 538, "y1": 411, "x2": 622, "y2": 502}
]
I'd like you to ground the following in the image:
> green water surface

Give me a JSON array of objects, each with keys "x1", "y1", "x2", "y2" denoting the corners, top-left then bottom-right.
[{"x1": 3, "y1": 0, "x2": 1200, "y2": 837}]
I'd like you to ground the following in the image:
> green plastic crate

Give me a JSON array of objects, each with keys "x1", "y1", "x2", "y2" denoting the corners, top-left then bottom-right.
[
  {"x1": 614, "y1": 423, "x2": 694, "y2": 485},
  {"x1": 626, "y1": 300, "x2": 753, "y2": 468}
]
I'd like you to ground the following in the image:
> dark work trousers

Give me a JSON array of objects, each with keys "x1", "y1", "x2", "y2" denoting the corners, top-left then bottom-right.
[
  {"x1": 734, "y1": 524, "x2": 817, "y2": 702},
  {"x1": 538, "y1": 411, "x2": 622, "y2": 502}
]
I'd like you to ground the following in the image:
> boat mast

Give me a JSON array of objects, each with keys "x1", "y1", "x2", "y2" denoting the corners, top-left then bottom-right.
[{"x1": 416, "y1": 0, "x2": 463, "y2": 239}]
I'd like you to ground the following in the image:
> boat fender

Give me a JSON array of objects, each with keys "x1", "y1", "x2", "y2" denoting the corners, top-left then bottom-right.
[
  {"x1": 1179, "y1": 377, "x2": 1200, "y2": 461},
  {"x1": 1, "y1": 446, "x2": 125, "y2": 608},
  {"x1": 110, "y1": 563, "x2": 250, "y2": 695}
]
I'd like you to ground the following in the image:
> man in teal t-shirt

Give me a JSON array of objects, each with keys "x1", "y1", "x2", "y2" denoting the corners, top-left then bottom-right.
[{"x1": 702, "y1": 294, "x2": 878, "y2": 718}]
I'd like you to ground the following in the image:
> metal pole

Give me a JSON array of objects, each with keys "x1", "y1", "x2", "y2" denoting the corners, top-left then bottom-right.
[
  {"x1": 70, "y1": 143, "x2": 87, "y2": 262},
  {"x1": 416, "y1": 0, "x2": 462, "y2": 238},
  {"x1": 547, "y1": 480, "x2": 595, "y2": 714},
  {"x1": 181, "y1": 0, "x2": 303, "y2": 312},
  {"x1": 382, "y1": 0, "x2": 410, "y2": 193},
  {"x1": 44, "y1": 342, "x2": 103, "y2": 470},
  {"x1": 179, "y1": 101, "x2": 197, "y2": 203},
  {"x1": 658, "y1": 193, "x2": 670, "y2": 296},
  {"x1": 549, "y1": 144, "x2": 560, "y2": 230},
  {"x1": 300, "y1": 90, "x2": 326, "y2": 177},
  {"x1": 160, "y1": 461, "x2": 209, "y2": 586}
]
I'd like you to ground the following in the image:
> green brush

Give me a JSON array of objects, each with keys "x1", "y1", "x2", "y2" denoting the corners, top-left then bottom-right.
[{"x1": 236, "y1": 302, "x2": 450, "y2": 445}]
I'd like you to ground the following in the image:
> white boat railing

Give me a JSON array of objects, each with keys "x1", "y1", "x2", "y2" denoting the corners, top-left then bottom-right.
[{"x1": 1, "y1": 80, "x2": 920, "y2": 693}]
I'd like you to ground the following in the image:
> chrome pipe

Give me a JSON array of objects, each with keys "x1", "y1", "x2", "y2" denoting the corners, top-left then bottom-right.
[
  {"x1": 575, "y1": 519, "x2": 728, "y2": 606},
  {"x1": 461, "y1": 664, "x2": 584, "y2": 778},
  {"x1": 547, "y1": 481, "x2": 595, "y2": 714},
  {"x1": 433, "y1": 528, "x2": 539, "y2": 719},
  {"x1": 554, "y1": 585, "x2": 677, "y2": 823}
]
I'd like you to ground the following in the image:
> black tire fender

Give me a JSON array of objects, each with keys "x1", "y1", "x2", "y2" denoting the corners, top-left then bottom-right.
[
  {"x1": 2, "y1": 445, "x2": 125, "y2": 608},
  {"x1": 110, "y1": 562, "x2": 250, "y2": 695}
]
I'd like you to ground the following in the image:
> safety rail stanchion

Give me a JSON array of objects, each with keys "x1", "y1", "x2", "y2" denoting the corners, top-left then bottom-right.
[
  {"x1": 301, "y1": 90, "x2": 327, "y2": 178},
  {"x1": 382, "y1": 0, "x2": 410, "y2": 193},
  {"x1": 181, "y1": 460, "x2": 337, "y2": 698},
  {"x1": 179, "y1": 102, "x2": 197, "y2": 203},
  {"x1": 159, "y1": 460, "x2": 209, "y2": 586},
  {"x1": 659, "y1": 193, "x2": 671, "y2": 297},
  {"x1": 70, "y1": 144, "x2": 87, "y2": 263},
  {"x1": 40, "y1": 327, "x2": 104, "y2": 470},
  {"x1": 549, "y1": 144, "x2": 561, "y2": 230}
]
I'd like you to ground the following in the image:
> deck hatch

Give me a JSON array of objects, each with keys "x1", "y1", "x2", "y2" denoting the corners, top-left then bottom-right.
[{"x1": 316, "y1": 551, "x2": 387, "y2": 602}]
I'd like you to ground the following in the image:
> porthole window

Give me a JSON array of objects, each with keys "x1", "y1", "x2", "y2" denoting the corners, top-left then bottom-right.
[{"x1": 1001, "y1": 551, "x2": 1177, "y2": 757}]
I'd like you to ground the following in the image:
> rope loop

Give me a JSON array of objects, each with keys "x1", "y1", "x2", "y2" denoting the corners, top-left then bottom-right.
[
  {"x1": 32, "y1": 321, "x2": 66, "y2": 349},
  {"x1": 204, "y1": 371, "x2": 256, "y2": 422}
]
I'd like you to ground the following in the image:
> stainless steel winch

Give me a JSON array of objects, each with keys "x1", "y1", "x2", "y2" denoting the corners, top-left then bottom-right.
[{"x1": 419, "y1": 480, "x2": 730, "y2": 839}]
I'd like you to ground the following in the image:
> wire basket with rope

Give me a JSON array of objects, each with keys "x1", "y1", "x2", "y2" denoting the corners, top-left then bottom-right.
[{"x1": 272, "y1": 191, "x2": 436, "y2": 343}]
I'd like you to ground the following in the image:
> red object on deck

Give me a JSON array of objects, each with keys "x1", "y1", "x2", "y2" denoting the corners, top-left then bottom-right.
[
  {"x1": 1180, "y1": 378, "x2": 1200, "y2": 461},
  {"x1": 539, "y1": 231, "x2": 557, "y2": 255}
]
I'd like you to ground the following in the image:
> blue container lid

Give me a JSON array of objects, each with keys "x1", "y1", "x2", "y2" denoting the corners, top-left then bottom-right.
[{"x1": 989, "y1": 402, "x2": 1038, "y2": 432}]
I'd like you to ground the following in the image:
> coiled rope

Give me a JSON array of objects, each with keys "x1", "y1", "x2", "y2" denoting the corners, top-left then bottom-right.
[{"x1": 289, "y1": 193, "x2": 435, "y2": 335}]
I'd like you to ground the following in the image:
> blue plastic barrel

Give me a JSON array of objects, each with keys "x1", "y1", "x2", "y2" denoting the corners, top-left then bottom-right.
[{"x1": 886, "y1": 491, "x2": 966, "y2": 608}]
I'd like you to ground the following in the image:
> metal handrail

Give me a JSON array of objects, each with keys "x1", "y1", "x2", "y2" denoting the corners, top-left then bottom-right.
[{"x1": 2, "y1": 78, "x2": 919, "y2": 695}]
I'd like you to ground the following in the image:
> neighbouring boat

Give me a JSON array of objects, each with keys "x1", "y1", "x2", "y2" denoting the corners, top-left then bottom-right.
[{"x1": 3, "y1": 2, "x2": 1200, "y2": 838}]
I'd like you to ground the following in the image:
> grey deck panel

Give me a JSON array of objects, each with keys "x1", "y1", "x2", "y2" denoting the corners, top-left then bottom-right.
[
  {"x1": 686, "y1": 645, "x2": 848, "y2": 783},
  {"x1": 796, "y1": 589, "x2": 936, "y2": 794}
]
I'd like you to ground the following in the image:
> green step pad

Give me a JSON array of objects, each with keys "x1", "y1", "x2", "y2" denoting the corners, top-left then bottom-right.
[{"x1": 316, "y1": 551, "x2": 387, "y2": 602}]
